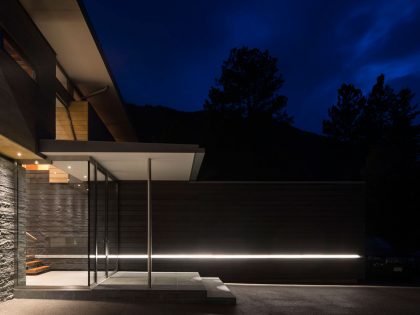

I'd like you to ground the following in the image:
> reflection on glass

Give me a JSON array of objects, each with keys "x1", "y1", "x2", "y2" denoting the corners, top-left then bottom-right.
[
  {"x1": 88, "y1": 162, "x2": 96, "y2": 285},
  {"x1": 108, "y1": 178, "x2": 118, "y2": 275},
  {"x1": 20, "y1": 161, "x2": 89, "y2": 286},
  {"x1": 96, "y1": 170, "x2": 107, "y2": 283},
  {"x1": 2, "y1": 35, "x2": 36, "y2": 80},
  {"x1": 19, "y1": 160, "x2": 119, "y2": 287}
]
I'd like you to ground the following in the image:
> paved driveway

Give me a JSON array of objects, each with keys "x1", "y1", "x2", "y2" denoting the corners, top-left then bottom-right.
[{"x1": 1, "y1": 284, "x2": 420, "y2": 314}]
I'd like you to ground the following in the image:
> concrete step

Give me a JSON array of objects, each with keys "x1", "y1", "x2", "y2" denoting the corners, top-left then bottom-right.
[
  {"x1": 15, "y1": 272, "x2": 236, "y2": 305},
  {"x1": 201, "y1": 277, "x2": 237, "y2": 304}
]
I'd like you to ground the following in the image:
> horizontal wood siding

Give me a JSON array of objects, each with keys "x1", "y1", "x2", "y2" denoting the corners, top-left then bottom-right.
[{"x1": 119, "y1": 181, "x2": 365, "y2": 283}]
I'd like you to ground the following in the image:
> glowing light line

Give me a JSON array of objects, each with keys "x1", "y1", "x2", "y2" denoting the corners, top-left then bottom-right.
[{"x1": 35, "y1": 254, "x2": 361, "y2": 259}]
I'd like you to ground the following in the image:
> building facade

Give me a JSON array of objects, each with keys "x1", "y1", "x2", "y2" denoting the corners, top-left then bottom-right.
[{"x1": 0, "y1": 0, "x2": 364, "y2": 302}]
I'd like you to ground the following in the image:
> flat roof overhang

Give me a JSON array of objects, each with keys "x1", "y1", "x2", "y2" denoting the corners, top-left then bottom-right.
[
  {"x1": 19, "y1": 0, "x2": 137, "y2": 142},
  {"x1": 39, "y1": 140, "x2": 205, "y2": 181}
]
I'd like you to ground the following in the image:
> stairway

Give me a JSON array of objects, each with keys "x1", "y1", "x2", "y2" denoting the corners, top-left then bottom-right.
[{"x1": 26, "y1": 255, "x2": 50, "y2": 275}]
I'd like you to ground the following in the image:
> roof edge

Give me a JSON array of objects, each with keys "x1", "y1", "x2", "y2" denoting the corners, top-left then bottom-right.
[{"x1": 39, "y1": 139, "x2": 205, "y2": 154}]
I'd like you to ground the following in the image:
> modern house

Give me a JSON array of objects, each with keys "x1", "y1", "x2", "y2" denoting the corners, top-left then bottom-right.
[{"x1": 0, "y1": 0, "x2": 364, "y2": 303}]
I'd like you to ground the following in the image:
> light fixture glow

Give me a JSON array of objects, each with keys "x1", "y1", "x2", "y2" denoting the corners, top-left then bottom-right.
[
  {"x1": 34, "y1": 160, "x2": 39, "y2": 164},
  {"x1": 67, "y1": 165, "x2": 72, "y2": 169},
  {"x1": 118, "y1": 254, "x2": 361, "y2": 259},
  {"x1": 84, "y1": 175, "x2": 87, "y2": 179},
  {"x1": 35, "y1": 254, "x2": 361, "y2": 260},
  {"x1": 17, "y1": 152, "x2": 22, "y2": 157}
]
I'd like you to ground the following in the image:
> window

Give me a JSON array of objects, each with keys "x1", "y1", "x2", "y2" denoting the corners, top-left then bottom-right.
[
  {"x1": 73, "y1": 88, "x2": 82, "y2": 101},
  {"x1": 56, "y1": 64, "x2": 68, "y2": 90},
  {"x1": 1, "y1": 32, "x2": 36, "y2": 80},
  {"x1": 56, "y1": 62, "x2": 84, "y2": 101}
]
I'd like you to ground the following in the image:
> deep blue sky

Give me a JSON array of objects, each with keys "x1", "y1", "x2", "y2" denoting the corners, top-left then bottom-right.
[{"x1": 82, "y1": 0, "x2": 420, "y2": 133}]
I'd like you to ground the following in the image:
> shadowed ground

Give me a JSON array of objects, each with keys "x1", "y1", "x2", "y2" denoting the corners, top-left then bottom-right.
[{"x1": 2, "y1": 284, "x2": 420, "y2": 314}]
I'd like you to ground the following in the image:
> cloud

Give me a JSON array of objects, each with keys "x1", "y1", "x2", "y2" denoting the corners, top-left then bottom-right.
[{"x1": 83, "y1": 0, "x2": 420, "y2": 132}]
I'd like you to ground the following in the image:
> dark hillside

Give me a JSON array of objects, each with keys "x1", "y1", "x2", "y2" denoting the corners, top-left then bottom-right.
[{"x1": 127, "y1": 104, "x2": 364, "y2": 181}]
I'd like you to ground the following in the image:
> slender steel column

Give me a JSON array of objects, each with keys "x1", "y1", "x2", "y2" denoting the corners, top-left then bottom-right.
[
  {"x1": 94, "y1": 164, "x2": 98, "y2": 283},
  {"x1": 105, "y1": 174, "x2": 109, "y2": 278},
  {"x1": 147, "y1": 158, "x2": 152, "y2": 288}
]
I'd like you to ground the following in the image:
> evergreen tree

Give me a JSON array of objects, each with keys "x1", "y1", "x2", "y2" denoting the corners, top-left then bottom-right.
[{"x1": 204, "y1": 47, "x2": 292, "y2": 124}]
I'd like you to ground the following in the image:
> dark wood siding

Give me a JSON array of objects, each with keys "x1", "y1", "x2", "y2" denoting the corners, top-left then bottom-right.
[
  {"x1": 0, "y1": 0, "x2": 56, "y2": 150},
  {"x1": 119, "y1": 181, "x2": 365, "y2": 283}
]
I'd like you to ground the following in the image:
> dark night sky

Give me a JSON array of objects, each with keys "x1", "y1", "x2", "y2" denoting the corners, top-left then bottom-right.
[{"x1": 82, "y1": 0, "x2": 420, "y2": 133}]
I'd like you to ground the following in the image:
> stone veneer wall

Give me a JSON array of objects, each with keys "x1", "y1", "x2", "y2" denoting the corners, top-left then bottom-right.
[{"x1": 0, "y1": 156, "x2": 25, "y2": 301}]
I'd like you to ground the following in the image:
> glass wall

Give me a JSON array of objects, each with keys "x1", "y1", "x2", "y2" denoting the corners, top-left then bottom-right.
[
  {"x1": 108, "y1": 178, "x2": 119, "y2": 275},
  {"x1": 19, "y1": 161, "x2": 89, "y2": 286},
  {"x1": 18, "y1": 159, "x2": 118, "y2": 287},
  {"x1": 96, "y1": 169, "x2": 107, "y2": 283},
  {"x1": 87, "y1": 161, "x2": 119, "y2": 285},
  {"x1": 1, "y1": 32, "x2": 36, "y2": 80}
]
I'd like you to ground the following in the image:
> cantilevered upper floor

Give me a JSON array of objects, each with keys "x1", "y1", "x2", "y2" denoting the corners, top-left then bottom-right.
[
  {"x1": 0, "y1": 0, "x2": 137, "y2": 160},
  {"x1": 19, "y1": 0, "x2": 137, "y2": 142}
]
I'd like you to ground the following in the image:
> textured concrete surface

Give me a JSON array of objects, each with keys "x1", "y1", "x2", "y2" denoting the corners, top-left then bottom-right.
[
  {"x1": 97, "y1": 272, "x2": 204, "y2": 291},
  {"x1": 0, "y1": 157, "x2": 15, "y2": 302},
  {"x1": 2, "y1": 284, "x2": 420, "y2": 314}
]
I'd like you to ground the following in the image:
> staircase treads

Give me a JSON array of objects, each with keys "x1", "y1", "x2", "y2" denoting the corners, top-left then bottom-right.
[
  {"x1": 26, "y1": 260, "x2": 43, "y2": 267},
  {"x1": 26, "y1": 265, "x2": 50, "y2": 275}
]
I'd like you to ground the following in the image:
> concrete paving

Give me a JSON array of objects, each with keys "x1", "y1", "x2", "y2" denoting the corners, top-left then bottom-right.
[
  {"x1": 96, "y1": 271, "x2": 204, "y2": 291},
  {"x1": 26, "y1": 271, "x2": 87, "y2": 286},
  {"x1": 2, "y1": 284, "x2": 420, "y2": 314}
]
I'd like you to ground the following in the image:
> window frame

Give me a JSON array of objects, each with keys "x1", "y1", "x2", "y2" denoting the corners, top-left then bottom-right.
[{"x1": 0, "y1": 29, "x2": 37, "y2": 81}]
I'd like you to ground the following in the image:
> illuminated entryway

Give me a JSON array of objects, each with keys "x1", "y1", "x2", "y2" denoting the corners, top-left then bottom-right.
[
  {"x1": 17, "y1": 158, "x2": 118, "y2": 287},
  {"x1": 15, "y1": 139, "x2": 205, "y2": 289}
]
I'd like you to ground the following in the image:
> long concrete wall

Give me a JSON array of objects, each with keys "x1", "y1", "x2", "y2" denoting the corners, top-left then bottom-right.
[{"x1": 119, "y1": 181, "x2": 365, "y2": 283}]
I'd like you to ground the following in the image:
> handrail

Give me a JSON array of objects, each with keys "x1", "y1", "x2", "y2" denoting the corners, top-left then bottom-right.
[{"x1": 26, "y1": 232, "x2": 38, "y2": 241}]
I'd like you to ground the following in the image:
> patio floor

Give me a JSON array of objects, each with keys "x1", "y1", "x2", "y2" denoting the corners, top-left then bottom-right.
[{"x1": 3, "y1": 284, "x2": 420, "y2": 314}]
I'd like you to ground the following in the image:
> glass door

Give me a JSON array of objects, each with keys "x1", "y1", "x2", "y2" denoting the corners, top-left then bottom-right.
[
  {"x1": 108, "y1": 178, "x2": 119, "y2": 275},
  {"x1": 88, "y1": 161, "x2": 119, "y2": 285}
]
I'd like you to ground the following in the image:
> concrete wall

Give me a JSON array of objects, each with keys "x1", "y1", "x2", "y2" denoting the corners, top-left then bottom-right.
[
  {"x1": 0, "y1": 156, "x2": 25, "y2": 301},
  {"x1": 119, "y1": 181, "x2": 365, "y2": 283}
]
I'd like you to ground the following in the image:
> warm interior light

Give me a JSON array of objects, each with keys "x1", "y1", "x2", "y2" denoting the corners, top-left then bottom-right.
[
  {"x1": 67, "y1": 165, "x2": 72, "y2": 169},
  {"x1": 17, "y1": 152, "x2": 22, "y2": 157},
  {"x1": 34, "y1": 160, "x2": 39, "y2": 164}
]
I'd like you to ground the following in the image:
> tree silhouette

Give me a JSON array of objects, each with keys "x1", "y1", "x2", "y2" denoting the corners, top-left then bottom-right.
[
  {"x1": 204, "y1": 47, "x2": 292, "y2": 124},
  {"x1": 323, "y1": 83, "x2": 366, "y2": 142},
  {"x1": 324, "y1": 74, "x2": 420, "y2": 249},
  {"x1": 324, "y1": 74, "x2": 419, "y2": 154},
  {"x1": 363, "y1": 75, "x2": 419, "y2": 152}
]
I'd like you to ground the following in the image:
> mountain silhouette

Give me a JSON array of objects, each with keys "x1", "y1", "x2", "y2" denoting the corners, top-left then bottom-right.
[{"x1": 127, "y1": 104, "x2": 364, "y2": 181}]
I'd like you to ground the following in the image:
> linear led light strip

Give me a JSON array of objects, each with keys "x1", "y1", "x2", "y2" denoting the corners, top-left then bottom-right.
[{"x1": 35, "y1": 254, "x2": 361, "y2": 259}]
